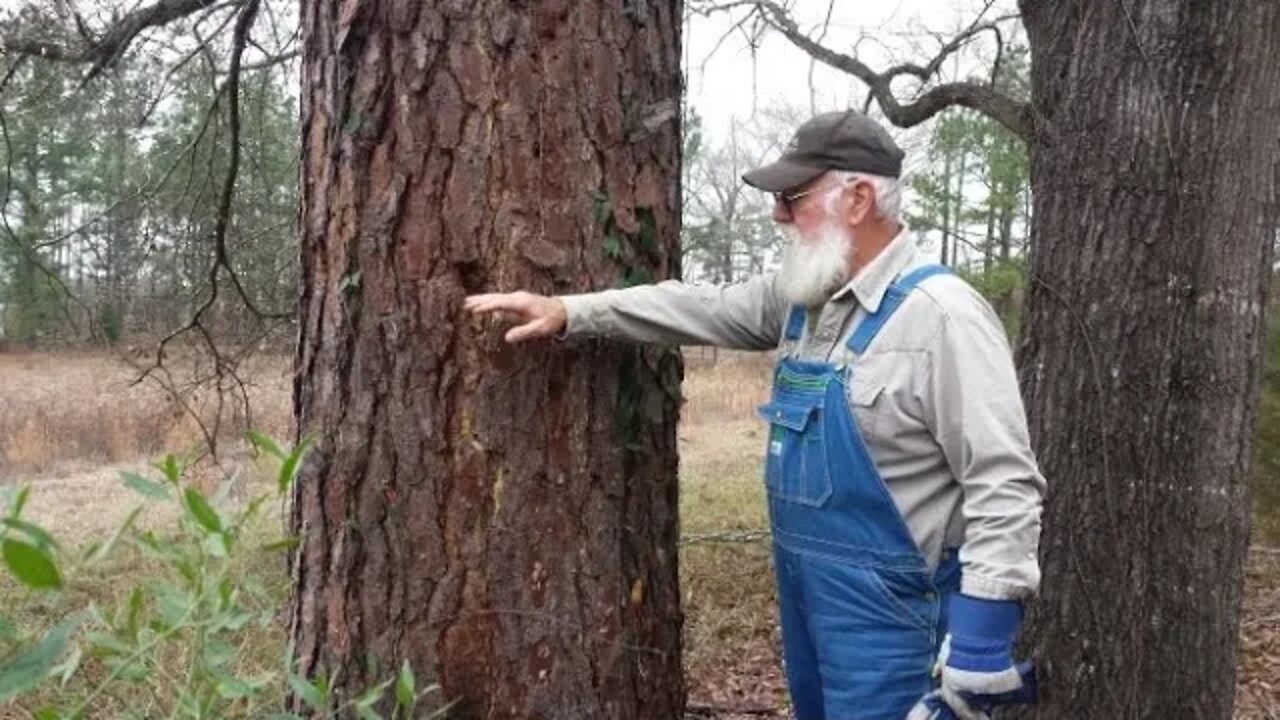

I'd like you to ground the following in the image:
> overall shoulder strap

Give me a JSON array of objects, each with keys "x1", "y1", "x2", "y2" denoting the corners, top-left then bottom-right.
[
  {"x1": 845, "y1": 264, "x2": 951, "y2": 355},
  {"x1": 783, "y1": 304, "x2": 806, "y2": 341}
]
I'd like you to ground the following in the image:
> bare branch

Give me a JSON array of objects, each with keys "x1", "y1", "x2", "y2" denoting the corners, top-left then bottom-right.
[
  {"x1": 132, "y1": 0, "x2": 288, "y2": 464},
  {"x1": 213, "y1": 0, "x2": 287, "y2": 321},
  {"x1": 224, "y1": 48, "x2": 297, "y2": 74},
  {"x1": 134, "y1": 4, "x2": 240, "y2": 124},
  {"x1": 695, "y1": 0, "x2": 1034, "y2": 141},
  {"x1": 1, "y1": 0, "x2": 241, "y2": 80},
  {"x1": 697, "y1": 5, "x2": 762, "y2": 80},
  {"x1": 880, "y1": 7, "x2": 1018, "y2": 85},
  {"x1": 989, "y1": 22, "x2": 1006, "y2": 89},
  {"x1": 807, "y1": 0, "x2": 836, "y2": 115}
]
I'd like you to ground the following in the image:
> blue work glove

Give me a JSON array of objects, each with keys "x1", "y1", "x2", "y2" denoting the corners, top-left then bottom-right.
[
  {"x1": 906, "y1": 688, "x2": 986, "y2": 720},
  {"x1": 937, "y1": 593, "x2": 1024, "y2": 719},
  {"x1": 907, "y1": 659, "x2": 1038, "y2": 720}
]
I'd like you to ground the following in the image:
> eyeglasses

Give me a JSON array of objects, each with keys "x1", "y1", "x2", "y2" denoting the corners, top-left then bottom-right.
[{"x1": 773, "y1": 180, "x2": 843, "y2": 215}]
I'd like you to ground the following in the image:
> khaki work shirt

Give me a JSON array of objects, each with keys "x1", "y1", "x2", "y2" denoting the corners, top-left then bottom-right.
[{"x1": 560, "y1": 230, "x2": 1045, "y2": 600}]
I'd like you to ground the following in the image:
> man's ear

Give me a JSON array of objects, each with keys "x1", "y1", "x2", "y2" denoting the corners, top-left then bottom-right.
[{"x1": 846, "y1": 179, "x2": 874, "y2": 227}]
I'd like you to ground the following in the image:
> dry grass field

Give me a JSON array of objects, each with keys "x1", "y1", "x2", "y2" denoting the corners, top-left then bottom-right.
[{"x1": 0, "y1": 350, "x2": 1276, "y2": 718}]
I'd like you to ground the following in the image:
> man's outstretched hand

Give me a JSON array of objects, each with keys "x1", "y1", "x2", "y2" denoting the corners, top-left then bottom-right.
[{"x1": 464, "y1": 291, "x2": 568, "y2": 343}]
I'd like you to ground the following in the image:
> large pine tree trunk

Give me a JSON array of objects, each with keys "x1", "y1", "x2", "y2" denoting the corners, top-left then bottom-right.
[
  {"x1": 1017, "y1": 1, "x2": 1280, "y2": 717},
  {"x1": 289, "y1": 2, "x2": 684, "y2": 717}
]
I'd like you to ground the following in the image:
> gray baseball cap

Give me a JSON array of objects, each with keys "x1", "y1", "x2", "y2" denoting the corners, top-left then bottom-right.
[{"x1": 742, "y1": 110, "x2": 904, "y2": 192}]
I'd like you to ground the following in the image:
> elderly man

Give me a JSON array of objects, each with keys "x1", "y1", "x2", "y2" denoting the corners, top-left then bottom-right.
[{"x1": 466, "y1": 110, "x2": 1045, "y2": 720}]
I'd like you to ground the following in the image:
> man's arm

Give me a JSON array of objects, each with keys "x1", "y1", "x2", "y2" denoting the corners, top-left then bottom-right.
[
  {"x1": 560, "y1": 274, "x2": 787, "y2": 349},
  {"x1": 467, "y1": 274, "x2": 789, "y2": 350},
  {"x1": 922, "y1": 279, "x2": 1045, "y2": 600},
  {"x1": 915, "y1": 278, "x2": 1045, "y2": 717}
]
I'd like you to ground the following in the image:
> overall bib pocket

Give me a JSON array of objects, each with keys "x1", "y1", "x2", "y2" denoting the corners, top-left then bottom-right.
[{"x1": 758, "y1": 398, "x2": 833, "y2": 507}]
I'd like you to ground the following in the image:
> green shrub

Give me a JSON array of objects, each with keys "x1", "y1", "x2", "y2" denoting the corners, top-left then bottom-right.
[{"x1": 0, "y1": 434, "x2": 444, "y2": 719}]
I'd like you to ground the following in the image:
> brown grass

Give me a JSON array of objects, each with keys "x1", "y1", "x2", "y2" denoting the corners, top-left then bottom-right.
[
  {"x1": 0, "y1": 351, "x2": 293, "y2": 479},
  {"x1": 679, "y1": 349, "x2": 775, "y2": 427}
]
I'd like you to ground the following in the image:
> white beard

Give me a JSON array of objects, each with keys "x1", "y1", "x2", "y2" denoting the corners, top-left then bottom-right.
[{"x1": 777, "y1": 223, "x2": 852, "y2": 307}]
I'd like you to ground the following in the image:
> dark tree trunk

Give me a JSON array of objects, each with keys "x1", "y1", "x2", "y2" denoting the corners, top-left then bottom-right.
[
  {"x1": 289, "y1": 2, "x2": 684, "y2": 718},
  {"x1": 940, "y1": 151, "x2": 952, "y2": 266},
  {"x1": 983, "y1": 202, "x2": 996, "y2": 277},
  {"x1": 998, "y1": 197, "x2": 1013, "y2": 263},
  {"x1": 1017, "y1": 1, "x2": 1280, "y2": 717}
]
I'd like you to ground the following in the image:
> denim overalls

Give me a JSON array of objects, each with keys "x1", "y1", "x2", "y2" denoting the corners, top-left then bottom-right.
[{"x1": 759, "y1": 265, "x2": 961, "y2": 720}]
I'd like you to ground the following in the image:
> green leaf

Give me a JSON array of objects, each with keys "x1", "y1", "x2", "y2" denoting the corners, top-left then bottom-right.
[
  {"x1": 104, "y1": 655, "x2": 148, "y2": 682},
  {"x1": 211, "y1": 610, "x2": 255, "y2": 633},
  {"x1": 218, "y1": 577, "x2": 235, "y2": 607},
  {"x1": 201, "y1": 639, "x2": 236, "y2": 669},
  {"x1": 395, "y1": 659, "x2": 416, "y2": 710},
  {"x1": 288, "y1": 671, "x2": 328, "y2": 711},
  {"x1": 343, "y1": 110, "x2": 363, "y2": 135},
  {"x1": 213, "y1": 670, "x2": 276, "y2": 701},
  {"x1": 277, "y1": 437, "x2": 313, "y2": 496},
  {"x1": 175, "y1": 559, "x2": 199, "y2": 584},
  {"x1": 602, "y1": 233, "x2": 622, "y2": 258},
  {"x1": 339, "y1": 271, "x2": 362, "y2": 295},
  {"x1": 121, "y1": 471, "x2": 170, "y2": 501},
  {"x1": 5, "y1": 486, "x2": 30, "y2": 519},
  {"x1": 637, "y1": 208, "x2": 656, "y2": 252},
  {"x1": 0, "y1": 613, "x2": 81, "y2": 701},
  {"x1": 205, "y1": 531, "x2": 231, "y2": 558},
  {"x1": 154, "y1": 455, "x2": 183, "y2": 486},
  {"x1": 354, "y1": 678, "x2": 392, "y2": 720},
  {"x1": 33, "y1": 708, "x2": 64, "y2": 720},
  {"x1": 2, "y1": 518, "x2": 59, "y2": 551},
  {"x1": 245, "y1": 431, "x2": 285, "y2": 460},
  {"x1": 183, "y1": 488, "x2": 222, "y2": 533},
  {"x1": 84, "y1": 631, "x2": 132, "y2": 657},
  {"x1": 591, "y1": 190, "x2": 613, "y2": 229},
  {"x1": 2, "y1": 539, "x2": 62, "y2": 590},
  {"x1": 214, "y1": 672, "x2": 257, "y2": 700},
  {"x1": 125, "y1": 588, "x2": 144, "y2": 640},
  {"x1": 153, "y1": 583, "x2": 191, "y2": 628},
  {"x1": 624, "y1": 267, "x2": 654, "y2": 287}
]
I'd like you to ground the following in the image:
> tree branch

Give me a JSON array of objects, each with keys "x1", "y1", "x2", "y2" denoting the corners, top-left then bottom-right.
[
  {"x1": 807, "y1": 0, "x2": 836, "y2": 115},
  {"x1": 880, "y1": 6, "x2": 1018, "y2": 85},
  {"x1": 1, "y1": 0, "x2": 241, "y2": 80},
  {"x1": 696, "y1": 0, "x2": 1034, "y2": 142},
  {"x1": 214, "y1": 0, "x2": 288, "y2": 322},
  {"x1": 135, "y1": 0, "x2": 286, "y2": 458}
]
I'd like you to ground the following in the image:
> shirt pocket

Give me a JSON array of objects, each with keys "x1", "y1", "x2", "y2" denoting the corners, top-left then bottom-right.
[
  {"x1": 847, "y1": 370, "x2": 888, "y2": 449},
  {"x1": 847, "y1": 346, "x2": 928, "y2": 451}
]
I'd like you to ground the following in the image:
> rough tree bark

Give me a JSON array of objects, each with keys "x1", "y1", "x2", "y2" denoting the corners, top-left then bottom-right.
[
  {"x1": 1015, "y1": 1, "x2": 1280, "y2": 717},
  {"x1": 290, "y1": 1, "x2": 684, "y2": 718}
]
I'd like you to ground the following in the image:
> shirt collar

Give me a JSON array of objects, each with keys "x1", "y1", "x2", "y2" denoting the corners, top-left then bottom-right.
[{"x1": 829, "y1": 227, "x2": 919, "y2": 313}]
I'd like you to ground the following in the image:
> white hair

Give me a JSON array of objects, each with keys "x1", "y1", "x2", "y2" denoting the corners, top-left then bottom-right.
[{"x1": 823, "y1": 170, "x2": 903, "y2": 223}]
